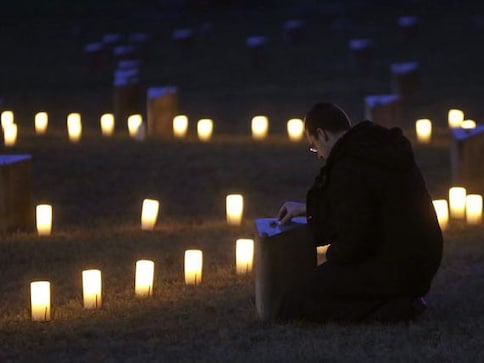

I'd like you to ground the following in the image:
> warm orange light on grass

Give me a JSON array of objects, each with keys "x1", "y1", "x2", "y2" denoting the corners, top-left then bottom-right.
[
  {"x1": 135, "y1": 260, "x2": 155, "y2": 297},
  {"x1": 35, "y1": 112, "x2": 48, "y2": 135},
  {"x1": 1, "y1": 110, "x2": 14, "y2": 131},
  {"x1": 30, "y1": 281, "x2": 51, "y2": 322},
  {"x1": 287, "y1": 118, "x2": 304, "y2": 141},
  {"x1": 82, "y1": 269, "x2": 102, "y2": 309},
  {"x1": 3, "y1": 123, "x2": 17, "y2": 147},
  {"x1": 127, "y1": 114, "x2": 143, "y2": 138},
  {"x1": 449, "y1": 187, "x2": 466, "y2": 220},
  {"x1": 251, "y1": 116, "x2": 269, "y2": 140},
  {"x1": 466, "y1": 194, "x2": 482, "y2": 225},
  {"x1": 236, "y1": 238, "x2": 254, "y2": 275},
  {"x1": 461, "y1": 120, "x2": 476, "y2": 129},
  {"x1": 100, "y1": 113, "x2": 115, "y2": 137},
  {"x1": 432, "y1": 199, "x2": 449, "y2": 231},
  {"x1": 36, "y1": 204, "x2": 52, "y2": 236},
  {"x1": 67, "y1": 113, "x2": 82, "y2": 143},
  {"x1": 448, "y1": 109, "x2": 464, "y2": 128},
  {"x1": 197, "y1": 119, "x2": 213, "y2": 141},
  {"x1": 173, "y1": 115, "x2": 189, "y2": 138},
  {"x1": 141, "y1": 199, "x2": 159, "y2": 231},
  {"x1": 226, "y1": 194, "x2": 244, "y2": 226},
  {"x1": 184, "y1": 250, "x2": 202, "y2": 285},
  {"x1": 415, "y1": 119, "x2": 431, "y2": 144}
]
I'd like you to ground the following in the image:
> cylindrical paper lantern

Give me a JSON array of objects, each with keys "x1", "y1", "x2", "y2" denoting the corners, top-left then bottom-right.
[
  {"x1": 3, "y1": 123, "x2": 17, "y2": 147},
  {"x1": 100, "y1": 113, "x2": 115, "y2": 137},
  {"x1": 35, "y1": 112, "x2": 48, "y2": 135},
  {"x1": 226, "y1": 194, "x2": 244, "y2": 226},
  {"x1": 141, "y1": 198, "x2": 159, "y2": 230},
  {"x1": 449, "y1": 187, "x2": 466, "y2": 219},
  {"x1": 82, "y1": 269, "x2": 102, "y2": 309},
  {"x1": 432, "y1": 199, "x2": 449, "y2": 231},
  {"x1": 67, "y1": 113, "x2": 82, "y2": 143},
  {"x1": 448, "y1": 109, "x2": 464, "y2": 128},
  {"x1": 251, "y1": 116, "x2": 269, "y2": 140},
  {"x1": 173, "y1": 115, "x2": 188, "y2": 138},
  {"x1": 197, "y1": 119, "x2": 213, "y2": 141},
  {"x1": 415, "y1": 119, "x2": 431, "y2": 143},
  {"x1": 135, "y1": 260, "x2": 154, "y2": 297},
  {"x1": 128, "y1": 114, "x2": 143, "y2": 138},
  {"x1": 287, "y1": 118, "x2": 304, "y2": 141},
  {"x1": 30, "y1": 281, "x2": 51, "y2": 322},
  {"x1": 466, "y1": 194, "x2": 482, "y2": 225},
  {"x1": 1, "y1": 110, "x2": 14, "y2": 130},
  {"x1": 36, "y1": 204, "x2": 52, "y2": 236},
  {"x1": 236, "y1": 238, "x2": 254, "y2": 274},
  {"x1": 461, "y1": 120, "x2": 476, "y2": 129},
  {"x1": 184, "y1": 250, "x2": 203, "y2": 285}
]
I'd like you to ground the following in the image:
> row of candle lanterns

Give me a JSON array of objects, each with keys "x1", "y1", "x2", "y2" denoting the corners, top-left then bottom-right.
[
  {"x1": 1, "y1": 110, "x2": 307, "y2": 146},
  {"x1": 414, "y1": 108, "x2": 477, "y2": 144},
  {"x1": 36, "y1": 194, "x2": 245, "y2": 236},
  {"x1": 30, "y1": 240, "x2": 254, "y2": 321},
  {"x1": 432, "y1": 187, "x2": 483, "y2": 231}
]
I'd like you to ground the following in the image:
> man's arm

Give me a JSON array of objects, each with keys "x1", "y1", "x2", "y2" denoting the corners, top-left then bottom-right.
[{"x1": 277, "y1": 201, "x2": 306, "y2": 225}]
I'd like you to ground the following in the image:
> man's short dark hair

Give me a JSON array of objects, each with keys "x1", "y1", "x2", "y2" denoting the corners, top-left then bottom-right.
[{"x1": 304, "y1": 102, "x2": 351, "y2": 136}]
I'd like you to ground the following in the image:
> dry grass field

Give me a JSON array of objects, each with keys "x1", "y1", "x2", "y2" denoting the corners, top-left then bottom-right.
[{"x1": 1, "y1": 0, "x2": 484, "y2": 361}]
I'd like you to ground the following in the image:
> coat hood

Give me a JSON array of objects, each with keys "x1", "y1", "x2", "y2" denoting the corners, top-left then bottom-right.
[{"x1": 327, "y1": 121, "x2": 416, "y2": 171}]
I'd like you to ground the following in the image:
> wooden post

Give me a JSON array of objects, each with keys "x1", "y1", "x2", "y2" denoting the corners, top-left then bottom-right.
[
  {"x1": 365, "y1": 94, "x2": 402, "y2": 128},
  {"x1": 146, "y1": 87, "x2": 179, "y2": 137},
  {"x1": 450, "y1": 126, "x2": 484, "y2": 187},
  {"x1": 391, "y1": 62, "x2": 421, "y2": 99},
  {"x1": 0, "y1": 155, "x2": 33, "y2": 233},
  {"x1": 283, "y1": 19, "x2": 305, "y2": 44},
  {"x1": 173, "y1": 28, "x2": 194, "y2": 49},
  {"x1": 113, "y1": 69, "x2": 143, "y2": 129},
  {"x1": 397, "y1": 16, "x2": 418, "y2": 41},
  {"x1": 247, "y1": 36, "x2": 267, "y2": 70},
  {"x1": 349, "y1": 38, "x2": 374, "y2": 74},
  {"x1": 254, "y1": 218, "x2": 316, "y2": 321},
  {"x1": 84, "y1": 42, "x2": 109, "y2": 72}
]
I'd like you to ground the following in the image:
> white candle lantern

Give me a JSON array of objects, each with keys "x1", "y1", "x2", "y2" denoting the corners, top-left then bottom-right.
[
  {"x1": 251, "y1": 116, "x2": 269, "y2": 140},
  {"x1": 226, "y1": 194, "x2": 244, "y2": 226},
  {"x1": 415, "y1": 119, "x2": 431, "y2": 143},
  {"x1": 3, "y1": 123, "x2": 17, "y2": 147},
  {"x1": 30, "y1": 281, "x2": 51, "y2": 321},
  {"x1": 100, "y1": 113, "x2": 115, "y2": 137},
  {"x1": 1, "y1": 110, "x2": 14, "y2": 131},
  {"x1": 466, "y1": 194, "x2": 482, "y2": 225},
  {"x1": 34, "y1": 112, "x2": 48, "y2": 135},
  {"x1": 184, "y1": 250, "x2": 203, "y2": 285},
  {"x1": 141, "y1": 198, "x2": 159, "y2": 230},
  {"x1": 197, "y1": 119, "x2": 213, "y2": 141},
  {"x1": 135, "y1": 260, "x2": 155, "y2": 297},
  {"x1": 448, "y1": 109, "x2": 464, "y2": 128},
  {"x1": 461, "y1": 120, "x2": 476, "y2": 129},
  {"x1": 173, "y1": 115, "x2": 189, "y2": 138},
  {"x1": 36, "y1": 204, "x2": 53, "y2": 236},
  {"x1": 82, "y1": 269, "x2": 102, "y2": 309},
  {"x1": 432, "y1": 199, "x2": 449, "y2": 231},
  {"x1": 449, "y1": 187, "x2": 467, "y2": 219},
  {"x1": 236, "y1": 238, "x2": 254, "y2": 274},
  {"x1": 287, "y1": 118, "x2": 304, "y2": 141},
  {"x1": 67, "y1": 113, "x2": 82, "y2": 143},
  {"x1": 127, "y1": 114, "x2": 143, "y2": 138}
]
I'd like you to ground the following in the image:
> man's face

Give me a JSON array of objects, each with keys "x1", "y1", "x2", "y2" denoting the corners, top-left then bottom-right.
[{"x1": 306, "y1": 129, "x2": 329, "y2": 160}]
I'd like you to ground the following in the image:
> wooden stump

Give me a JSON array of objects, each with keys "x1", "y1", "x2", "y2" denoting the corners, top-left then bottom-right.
[
  {"x1": 283, "y1": 19, "x2": 305, "y2": 44},
  {"x1": 397, "y1": 16, "x2": 419, "y2": 41},
  {"x1": 173, "y1": 28, "x2": 194, "y2": 49},
  {"x1": 84, "y1": 42, "x2": 109, "y2": 72},
  {"x1": 365, "y1": 94, "x2": 402, "y2": 128},
  {"x1": 247, "y1": 36, "x2": 267, "y2": 70},
  {"x1": 450, "y1": 126, "x2": 484, "y2": 187},
  {"x1": 146, "y1": 87, "x2": 179, "y2": 137},
  {"x1": 113, "y1": 69, "x2": 143, "y2": 128},
  {"x1": 349, "y1": 38, "x2": 374, "y2": 74},
  {"x1": 0, "y1": 154, "x2": 33, "y2": 233},
  {"x1": 391, "y1": 62, "x2": 420, "y2": 99},
  {"x1": 254, "y1": 218, "x2": 316, "y2": 321}
]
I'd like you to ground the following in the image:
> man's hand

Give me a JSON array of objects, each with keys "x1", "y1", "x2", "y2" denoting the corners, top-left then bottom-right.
[{"x1": 277, "y1": 201, "x2": 307, "y2": 225}]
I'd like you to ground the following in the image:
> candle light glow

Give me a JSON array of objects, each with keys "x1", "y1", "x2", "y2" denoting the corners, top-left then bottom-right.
[
  {"x1": 251, "y1": 116, "x2": 269, "y2": 140},
  {"x1": 36, "y1": 204, "x2": 53, "y2": 236},
  {"x1": 449, "y1": 187, "x2": 466, "y2": 220},
  {"x1": 127, "y1": 114, "x2": 143, "y2": 138},
  {"x1": 415, "y1": 119, "x2": 432, "y2": 143},
  {"x1": 287, "y1": 118, "x2": 304, "y2": 141},
  {"x1": 448, "y1": 109, "x2": 464, "y2": 128},
  {"x1": 197, "y1": 119, "x2": 213, "y2": 141},
  {"x1": 135, "y1": 260, "x2": 155, "y2": 297},
  {"x1": 82, "y1": 269, "x2": 102, "y2": 309},
  {"x1": 466, "y1": 194, "x2": 482, "y2": 225},
  {"x1": 100, "y1": 113, "x2": 115, "y2": 137},
  {"x1": 1, "y1": 110, "x2": 14, "y2": 130},
  {"x1": 35, "y1": 112, "x2": 48, "y2": 135},
  {"x1": 432, "y1": 199, "x2": 449, "y2": 231},
  {"x1": 184, "y1": 250, "x2": 203, "y2": 285},
  {"x1": 226, "y1": 194, "x2": 244, "y2": 226},
  {"x1": 3, "y1": 123, "x2": 17, "y2": 147},
  {"x1": 30, "y1": 281, "x2": 51, "y2": 322},
  {"x1": 173, "y1": 115, "x2": 189, "y2": 138},
  {"x1": 67, "y1": 113, "x2": 82, "y2": 143},
  {"x1": 236, "y1": 239, "x2": 254, "y2": 274},
  {"x1": 141, "y1": 199, "x2": 159, "y2": 231}
]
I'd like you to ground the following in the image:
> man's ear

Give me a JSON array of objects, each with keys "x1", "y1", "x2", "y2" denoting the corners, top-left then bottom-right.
[{"x1": 316, "y1": 128, "x2": 328, "y2": 142}]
